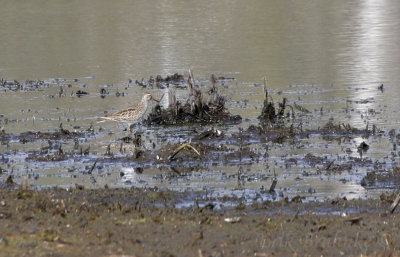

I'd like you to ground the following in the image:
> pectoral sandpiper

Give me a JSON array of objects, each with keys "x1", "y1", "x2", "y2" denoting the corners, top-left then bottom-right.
[{"x1": 98, "y1": 93, "x2": 158, "y2": 131}]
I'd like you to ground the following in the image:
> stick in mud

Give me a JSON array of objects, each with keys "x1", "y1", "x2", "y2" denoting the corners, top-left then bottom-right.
[
  {"x1": 325, "y1": 160, "x2": 335, "y2": 170},
  {"x1": 169, "y1": 167, "x2": 182, "y2": 176},
  {"x1": 293, "y1": 102, "x2": 310, "y2": 114},
  {"x1": 88, "y1": 160, "x2": 98, "y2": 175},
  {"x1": 390, "y1": 192, "x2": 400, "y2": 213},
  {"x1": 168, "y1": 143, "x2": 201, "y2": 161},
  {"x1": 269, "y1": 170, "x2": 278, "y2": 193},
  {"x1": 259, "y1": 77, "x2": 276, "y2": 124}
]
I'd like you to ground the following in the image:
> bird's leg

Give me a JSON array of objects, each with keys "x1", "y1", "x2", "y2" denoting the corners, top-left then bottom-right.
[{"x1": 129, "y1": 124, "x2": 135, "y2": 134}]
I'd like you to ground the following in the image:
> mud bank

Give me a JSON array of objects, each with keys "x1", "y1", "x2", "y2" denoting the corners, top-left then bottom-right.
[{"x1": 0, "y1": 188, "x2": 400, "y2": 257}]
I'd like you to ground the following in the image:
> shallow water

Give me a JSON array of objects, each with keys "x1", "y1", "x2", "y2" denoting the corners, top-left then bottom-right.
[{"x1": 1, "y1": 1, "x2": 400, "y2": 203}]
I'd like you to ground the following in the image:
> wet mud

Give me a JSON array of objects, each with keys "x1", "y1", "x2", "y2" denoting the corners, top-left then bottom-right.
[
  {"x1": 1, "y1": 73, "x2": 399, "y2": 196},
  {"x1": 1, "y1": 188, "x2": 400, "y2": 256},
  {"x1": 1, "y1": 72, "x2": 400, "y2": 256},
  {"x1": 1, "y1": 119, "x2": 376, "y2": 172}
]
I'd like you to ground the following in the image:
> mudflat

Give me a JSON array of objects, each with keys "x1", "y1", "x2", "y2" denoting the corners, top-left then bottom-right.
[{"x1": 0, "y1": 188, "x2": 399, "y2": 257}]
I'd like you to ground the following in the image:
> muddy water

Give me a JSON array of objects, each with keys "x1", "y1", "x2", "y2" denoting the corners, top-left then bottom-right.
[{"x1": 1, "y1": 1, "x2": 400, "y2": 204}]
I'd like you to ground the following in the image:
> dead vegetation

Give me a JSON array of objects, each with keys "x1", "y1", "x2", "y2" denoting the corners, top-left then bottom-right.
[
  {"x1": 258, "y1": 77, "x2": 296, "y2": 125},
  {"x1": 144, "y1": 69, "x2": 241, "y2": 125},
  {"x1": 0, "y1": 124, "x2": 86, "y2": 144}
]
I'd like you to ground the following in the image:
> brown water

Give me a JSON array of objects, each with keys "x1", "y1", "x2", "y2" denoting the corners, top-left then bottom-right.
[{"x1": 1, "y1": 1, "x2": 400, "y2": 203}]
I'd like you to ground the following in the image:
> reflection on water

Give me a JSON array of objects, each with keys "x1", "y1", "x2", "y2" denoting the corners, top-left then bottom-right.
[
  {"x1": 1, "y1": 1, "x2": 400, "y2": 202},
  {"x1": 346, "y1": 0, "x2": 396, "y2": 129},
  {"x1": 0, "y1": 1, "x2": 399, "y2": 87}
]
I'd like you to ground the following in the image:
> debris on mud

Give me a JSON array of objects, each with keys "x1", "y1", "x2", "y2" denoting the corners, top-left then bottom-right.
[
  {"x1": 0, "y1": 126, "x2": 85, "y2": 144},
  {"x1": 5, "y1": 175, "x2": 15, "y2": 186},
  {"x1": 168, "y1": 143, "x2": 201, "y2": 161},
  {"x1": 358, "y1": 141, "x2": 370, "y2": 153},
  {"x1": 144, "y1": 70, "x2": 241, "y2": 125},
  {"x1": 361, "y1": 167, "x2": 400, "y2": 188},
  {"x1": 154, "y1": 73, "x2": 184, "y2": 84},
  {"x1": 75, "y1": 90, "x2": 89, "y2": 97},
  {"x1": 304, "y1": 153, "x2": 325, "y2": 167},
  {"x1": 258, "y1": 77, "x2": 297, "y2": 124},
  {"x1": 94, "y1": 141, "x2": 259, "y2": 167},
  {"x1": 135, "y1": 73, "x2": 184, "y2": 88},
  {"x1": 194, "y1": 127, "x2": 224, "y2": 140},
  {"x1": 242, "y1": 118, "x2": 377, "y2": 146},
  {"x1": 99, "y1": 88, "x2": 108, "y2": 98},
  {"x1": 255, "y1": 78, "x2": 378, "y2": 142},
  {"x1": 26, "y1": 145, "x2": 69, "y2": 162},
  {"x1": 318, "y1": 120, "x2": 374, "y2": 138},
  {"x1": 0, "y1": 79, "x2": 51, "y2": 91}
]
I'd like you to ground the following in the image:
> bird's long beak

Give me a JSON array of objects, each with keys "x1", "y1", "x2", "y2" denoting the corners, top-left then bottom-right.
[{"x1": 151, "y1": 93, "x2": 165, "y2": 103}]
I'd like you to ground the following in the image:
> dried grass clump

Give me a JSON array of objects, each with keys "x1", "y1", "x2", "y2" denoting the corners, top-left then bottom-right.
[{"x1": 145, "y1": 69, "x2": 241, "y2": 125}]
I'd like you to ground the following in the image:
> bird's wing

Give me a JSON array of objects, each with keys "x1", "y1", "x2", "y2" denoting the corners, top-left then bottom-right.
[
  {"x1": 97, "y1": 106, "x2": 137, "y2": 123},
  {"x1": 97, "y1": 116, "x2": 114, "y2": 123}
]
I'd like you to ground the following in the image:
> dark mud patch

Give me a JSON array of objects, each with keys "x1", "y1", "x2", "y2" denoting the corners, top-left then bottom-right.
[
  {"x1": 20, "y1": 129, "x2": 85, "y2": 142},
  {"x1": 1, "y1": 127, "x2": 89, "y2": 145},
  {"x1": 134, "y1": 72, "x2": 234, "y2": 89},
  {"x1": 0, "y1": 78, "x2": 94, "y2": 93},
  {"x1": 304, "y1": 153, "x2": 325, "y2": 167},
  {"x1": 299, "y1": 156, "x2": 373, "y2": 177},
  {"x1": 1, "y1": 188, "x2": 400, "y2": 256},
  {"x1": 316, "y1": 120, "x2": 376, "y2": 140},
  {"x1": 0, "y1": 79, "x2": 51, "y2": 91},
  {"x1": 93, "y1": 142, "x2": 259, "y2": 168},
  {"x1": 135, "y1": 73, "x2": 185, "y2": 88},
  {"x1": 361, "y1": 167, "x2": 400, "y2": 189},
  {"x1": 156, "y1": 142, "x2": 258, "y2": 165},
  {"x1": 229, "y1": 119, "x2": 374, "y2": 146},
  {"x1": 240, "y1": 124, "x2": 304, "y2": 144},
  {"x1": 26, "y1": 147, "x2": 70, "y2": 162}
]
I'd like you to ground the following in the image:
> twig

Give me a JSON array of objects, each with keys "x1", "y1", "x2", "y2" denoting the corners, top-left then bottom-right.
[
  {"x1": 390, "y1": 192, "x2": 400, "y2": 213},
  {"x1": 269, "y1": 169, "x2": 277, "y2": 193},
  {"x1": 170, "y1": 167, "x2": 182, "y2": 176},
  {"x1": 88, "y1": 160, "x2": 97, "y2": 174},
  {"x1": 286, "y1": 104, "x2": 295, "y2": 119},
  {"x1": 344, "y1": 216, "x2": 363, "y2": 225},
  {"x1": 293, "y1": 102, "x2": 310, "y2": 113},
  {"x1": 168, "y1": 143, "x2": 201, "y2": 161},
  {"x1": 325, "y1": 160, "x2": 335, "y2": 170}
]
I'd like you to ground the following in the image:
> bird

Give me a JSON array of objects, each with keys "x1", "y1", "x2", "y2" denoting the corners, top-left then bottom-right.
[{"x1": 98, "y1": 93, "x2": 158, "y2": 131}]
